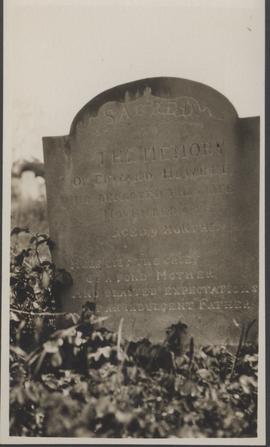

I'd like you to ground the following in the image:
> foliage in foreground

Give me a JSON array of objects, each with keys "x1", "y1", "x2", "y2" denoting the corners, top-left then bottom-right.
[{"x1": 10, "y1": 229, "x2": 258, "y2": 438}]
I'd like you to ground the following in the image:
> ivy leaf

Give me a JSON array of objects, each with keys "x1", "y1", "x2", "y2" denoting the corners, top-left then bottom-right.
[
  {"x1": 41, "y1": 260, "x2": 53, "y2": 267},
  {"x1": 88, "y1": 346, "x2": 112, "y2": 362},
  {"x1": 65, "y1": 313, "x2": 80, "y2": 325},
  {"x1": 11, "y1": 227, "x2": 29, "y2": 236},
  {"x1": 180, "y1": 379, "x2": 200, "y2": 397},
  {"x1": 10, "y1": 311, "x2": 20, "y2": 322},
  {"x1": 43, "y1": 340, "x2": 60, "y2": 354},
  {"x1": 32, "y1": 265, "x2": 43, "y2": 273},
  {"x1": 42, "y1": 270, "x2": 51, "y2": 288},
  {"x1": 14, "y1": 249, "x2": 32, "y2": 266},
  {"x1": 51, "y1": 351, "x2": 63, "y2": 368},
  {"x1": 10, "y1": 275, "x2": 18, "y2": 286},
  {"x1": 37, "y1": 238, "x2": 48, "y2": 246},
  {"x1": 38, "y1": 233, "x2": 49, "y2": 239},
  {"x1": 239, "y1": 375, "x2": 257, "y2": 394},
  {"x1": 41, "y1": 374, "x2": 59, "y2": 390},
  {"x1": 197, "y1": 368, "x2": 213, "y2": 381}
]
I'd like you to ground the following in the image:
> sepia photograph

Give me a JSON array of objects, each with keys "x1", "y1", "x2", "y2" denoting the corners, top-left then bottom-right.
[{"x1": 1, "y1": 0, "x2": 266, "y2": 444}]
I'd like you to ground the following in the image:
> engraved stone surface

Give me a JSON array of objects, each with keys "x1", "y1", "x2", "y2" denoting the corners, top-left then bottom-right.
[{"x1": 43, "y1": 77, "x2": 259, "y2": 344}]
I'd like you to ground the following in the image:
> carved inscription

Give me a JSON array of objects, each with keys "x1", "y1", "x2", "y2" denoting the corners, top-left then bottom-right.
[
  {"x1": 70, "y1": 251, "x2": 200, "y2": 271},
  {"x1": 75, "y1": 89, "x2": 223, "y2": 137},
  {"x1": 97, "y1": 183, "x2": 235, "y2": 203},
  {"x1": 70, "y1": 249, "x2": 257, "y2": 320},
  {"x1": 97, "y1": 141, "x2": 224, "y2": 165},
  {"x1": 96, "y1": 300, "x2": 252, "y2": 314},
  {"x1": 72, "y1": 166, "x2": 230, "y2": 187},
  {"x1": 110, "y1": 223, "x2": 246, "y2": 239},
  {"x1": 44, "y1": 78, "x2": 259, "y2": 343}
]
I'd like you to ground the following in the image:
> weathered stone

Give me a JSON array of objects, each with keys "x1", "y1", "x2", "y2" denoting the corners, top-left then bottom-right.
[{"x1": 43, "y1": 77, "x2": 259, "y2": 344}]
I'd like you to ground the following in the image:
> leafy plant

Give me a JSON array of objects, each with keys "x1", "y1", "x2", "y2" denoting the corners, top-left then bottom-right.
[{"x1": 9, "y1": 229, "x2": 258, "y2": 438}]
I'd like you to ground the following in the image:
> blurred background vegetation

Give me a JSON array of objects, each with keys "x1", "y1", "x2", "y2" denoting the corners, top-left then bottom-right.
[{"x1": 11, "y1": 159, "x2": 48, "y2": 234}]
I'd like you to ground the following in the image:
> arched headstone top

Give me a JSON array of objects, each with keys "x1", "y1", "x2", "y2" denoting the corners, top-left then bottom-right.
[{"x1": 69, "y1": 77, "x2": 238, "y2": 135}]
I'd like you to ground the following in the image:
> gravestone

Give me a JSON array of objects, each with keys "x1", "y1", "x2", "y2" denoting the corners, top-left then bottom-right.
[{"x1": 43, "y1": 77, "x2": 259, "y2": 344}]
